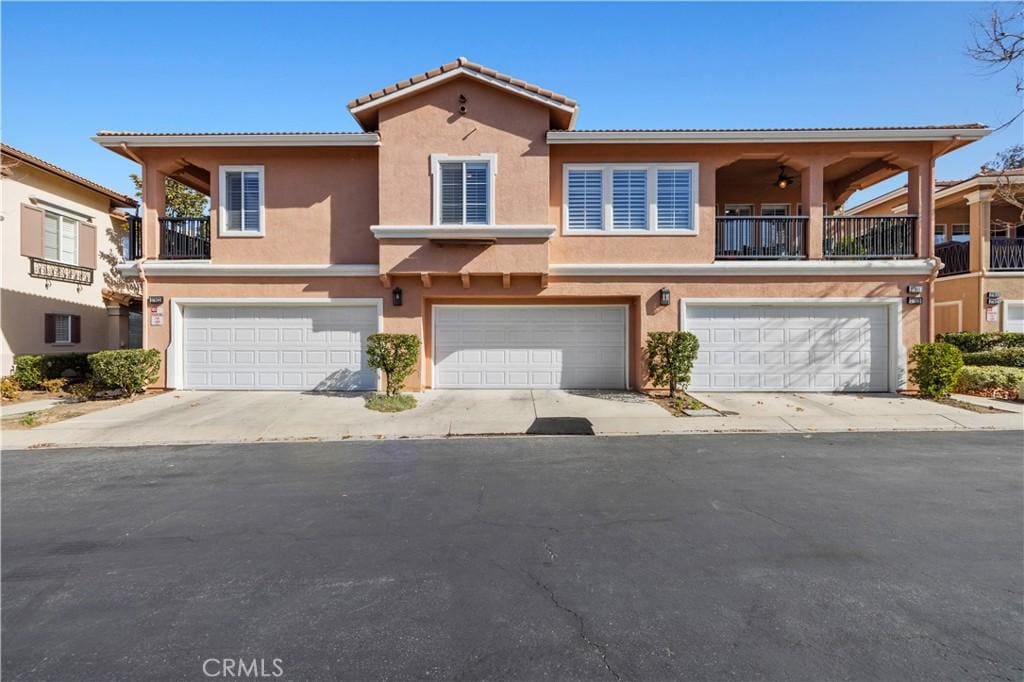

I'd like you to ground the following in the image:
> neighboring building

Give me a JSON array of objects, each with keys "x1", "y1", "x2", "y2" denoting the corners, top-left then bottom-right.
[
  {"x1": 1, "y1": 144, "x2": 139, "y2": 373},
  {"x1": 94, "y1": 57, "x2": 989, "y2": 393},
  {"x1": 847, "y1": 169, "x2": 1023, "y2": 335}
]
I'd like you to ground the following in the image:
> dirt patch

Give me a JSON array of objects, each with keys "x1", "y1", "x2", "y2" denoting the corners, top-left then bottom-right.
[
  {"x1": 932, "y1": 396, "x2": 1013, "y2": 414},
  {"x1": 2, "y1": 390, "x2": 58, "y2": 405},
  {"x1": 647, "y1": 392, "x2": 711, "y2": 417},
  {"x1": 4, "y1": 392, "x2": 158, "y2": 430}
]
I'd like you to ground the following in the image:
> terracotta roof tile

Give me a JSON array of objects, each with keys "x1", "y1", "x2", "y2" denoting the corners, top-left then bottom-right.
[{"x1": 1, "y1": 143, "x2": 136, "y2": 207}]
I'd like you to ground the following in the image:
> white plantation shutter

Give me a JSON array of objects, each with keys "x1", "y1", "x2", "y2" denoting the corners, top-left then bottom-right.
[
  {"x1": 243, "y1": 172, "x2": 261, "y2": 231},
  {"x1": 567, "y1": 170, "x2": 603, "y2": 230},
  {"x1": 656, "y1": 169, "x2": 692, "y2": 230},
  {"x1": 225, "y1": 171, "x2": 243, "y2": 230},
  {"x1": 224, "y1": 169, "x2": 262, "y2": 232},
  {"x1": 439, "y1": 160, "x2": 491, "y2": 225},
  {"x1": 612, "y1": 170, "x2": 647, "y2": 229}
]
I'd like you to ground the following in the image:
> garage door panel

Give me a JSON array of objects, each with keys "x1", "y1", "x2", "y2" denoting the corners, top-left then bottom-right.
[
  {"x1": 434, "y1": 306, "x2": 626, "y2": 389},
  {"x1": 1005, "y1": 302, "x2": 1024, "y2": 333},
  {"x1": 184, "y1": 305, "x2": 378, "y2": 391},
  {"x1": 685, "y1": 304, "x2": 889, "y2": 392}
]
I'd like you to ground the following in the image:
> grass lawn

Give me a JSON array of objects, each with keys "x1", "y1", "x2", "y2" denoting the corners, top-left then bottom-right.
[{"x1": 364, "y1": 393, "x2": 417, "y2": 413}]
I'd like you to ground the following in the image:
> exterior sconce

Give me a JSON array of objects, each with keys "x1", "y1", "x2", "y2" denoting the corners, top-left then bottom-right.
[
  {"x1": 392, "y1": 287, "x2": 403, "y2": 307},
  {"x1": 659, "y1": 288, "x2": 671, "y2": 306}
]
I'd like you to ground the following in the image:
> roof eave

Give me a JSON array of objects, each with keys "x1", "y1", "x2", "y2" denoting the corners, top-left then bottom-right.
[
  {"x1": 546, "y1": 127, "x2": 992, "y2": 144},
  {"x1": 91, "y1": 132, "x2": 381, "y2": 148}
]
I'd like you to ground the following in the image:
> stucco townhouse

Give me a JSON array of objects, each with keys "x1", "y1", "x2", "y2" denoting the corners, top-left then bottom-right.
[
  {"x1": 2, "y1": 144, "x2": 140, "y2": 373},
  {"x1": 848, "y1": 169, "x2": 1023, "y2": 335},
  {"x1": 94, "y1": 57, "x2": 990, "y2": 393}
]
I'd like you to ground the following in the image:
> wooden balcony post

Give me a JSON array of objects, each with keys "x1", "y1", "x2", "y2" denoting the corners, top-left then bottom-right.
[
  {"x1": 966, "y1": 190, "x2": 992, "y2": 273},
  {"x1": 801, "y1": 160, "x2": 824, "y2": 259},
  {"x1": 142, "y1": 165, "x2": 166, "y2": 259}
]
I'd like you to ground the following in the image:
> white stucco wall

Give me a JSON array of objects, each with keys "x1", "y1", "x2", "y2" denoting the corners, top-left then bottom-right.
[{"x1": 1, "y1": 161, "x2": 131, "y2": 373}]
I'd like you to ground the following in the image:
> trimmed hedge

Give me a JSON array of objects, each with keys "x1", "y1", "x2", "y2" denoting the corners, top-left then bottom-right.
[
  {"x1": 909, "y1": 342, "x2": 963, "y2": 399},
  {"x1": 645, "y1": 331, "x2": 701, "y2": 398},
  {"x1": 366, "y1": 334, "x2": 420, "y2": 396},
  {"x1": 11, "y1": 353, "x2": 91, "y2": 389},
  {"x1": 955, "y1": 365, "x2": 1024, "y2": 399},
  {"x1": 88, "y1": 349, "x2": 161, "y2": 397},
  {"x1": 962, "y1": 347, "x2": 1024, "y2": 368},
  {"x1": 936, "y1": 331, "x2": 1024, "y2": 353}
]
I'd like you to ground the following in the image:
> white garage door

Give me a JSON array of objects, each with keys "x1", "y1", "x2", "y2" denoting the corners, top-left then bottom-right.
[
  {"x1": 1004, "y1": 302, "x2": 1024, "y2": 333},
  {"x1": 684, "y1": 304, "x2": 891, "y2": 392},
  {"x1": 183, "y1": 305, "x2": 378, "y2": 390},
  {"x1": 434, "y1": 306, "x2": 626, "y2": 389}
]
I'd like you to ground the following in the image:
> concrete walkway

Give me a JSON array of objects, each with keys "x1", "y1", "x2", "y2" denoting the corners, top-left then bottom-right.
[
  {"x1": 1, "y1": 398, "x2": 63, "y2": 418},
  {"x1": 2, "y1": 389, "x2": 1021, "y2": 450}
]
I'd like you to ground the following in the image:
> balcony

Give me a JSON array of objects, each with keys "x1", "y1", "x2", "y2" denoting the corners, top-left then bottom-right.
[
  {"x1": 990, "y1": 237, "x2": 1024, "y2": 271},
  {"x1": 125, "y1": 215, "x2": 143, "y2": 260},
  {"x1": 824, "y1": 216, "x2": 917, "y2": 259},
  {"x1": 160, "y1": 217, "x2": 210, "y2": 260},
  {"x1": 715, "y1": 216, "x2": 808, "y2": 260},
  {"x1": 935, "y1": 241, "x2": 970, "y2": 277}
]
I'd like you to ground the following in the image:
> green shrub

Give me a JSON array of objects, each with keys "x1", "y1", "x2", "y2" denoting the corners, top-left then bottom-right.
[
  {"x1": 66, "y1": 381, "x2": 97, "y2": 402},
  {"x1": 955, "y1": 365, "x2": 1024, "y2": 398},
  {"x1": 366, "y1": 334, "x2": 420, "y2": 396},
  {"x1": 937, "y1": 331, "x2": 1024, "y2": 352},
  {"x1": 645, "y1": 331, "x2": 700, "y2": 398},
  {"x1": 909, "y1": 342, "x2": 963, "y2": 399},
  {"x1": 1, "y1": 376, "x2": 20, "y2": 401},
  {"x1": 12, "y1": 355, "x2": 45, "y2": 389},
  {"x1": 40, "y1": 378, "x2": 66, "y2": 394},
  {"x1": 88, "y1": 349, "x2": 161, "y2": 397},
  {"x1": 963, "y1": 347, "x2": 1024, "y2": 368}
]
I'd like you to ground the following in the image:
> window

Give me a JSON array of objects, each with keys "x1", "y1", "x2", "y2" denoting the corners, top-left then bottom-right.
[
  {"x1": 952, "y1": 224, "x2": 970, "y2": 243},
  {"x1": 760, "y1": 203, "x2": 790, "y2": 217},
  {"x1": 45, "y1": 313, "x2": 79, "y2": 345},
  {"x1": 564, "y1": 163, "x2": 698, "y2": 234},
  {"x1": 219, "y1": 166, "x2": 264, "y2": 236},
  {"x1": 43, "y1": 211, "x2": 78, "y2": 265},
  {"x1": 934, "y1": 224, "x2": 947, "y2": 244},
  {"x1": 723, "y1": 204, "x2": 754, "y2": 217},
  {"x1": 431, "y1": 154, "x2": 496, "y2": 225}
]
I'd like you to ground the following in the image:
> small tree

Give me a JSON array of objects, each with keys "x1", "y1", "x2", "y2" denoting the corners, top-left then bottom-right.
[
  {"x1": 909, "y1": 342, "x2": 964, "y2": 399},
  {"x1": 366, "y1": 334, "x2": 420, "y2": 396},
  {"x1": 129, "y1": 173, "x2": 208, "y2": 217},
  {"x1": 645, "y1": 331, "x2": 700, "y2": 398}
]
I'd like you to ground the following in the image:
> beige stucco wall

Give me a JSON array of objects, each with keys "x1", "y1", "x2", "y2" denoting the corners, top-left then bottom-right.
[{"x1": 1, "y1": 163, "x2": 129, "y2": 372}]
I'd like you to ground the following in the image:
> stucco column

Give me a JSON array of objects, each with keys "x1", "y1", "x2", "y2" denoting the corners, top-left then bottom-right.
[
  {"x1": 906, "y1": 159, "x2": 935, "y2": 259},
  {"x1": 143, "y1": 165, "x2": 166, "y2": 259},
  {"x1": 801, "y1": 160, "x2": 824, "y2": 259},
  {"x1": 699, "y1": 162, "x2": 718, "y2": 262},
  {"x1": 106, "y1": 305, "x2": 129, "y2": 350},
  {"x1": 967, "y1": 190, "x2": 992, "y2": 273}
]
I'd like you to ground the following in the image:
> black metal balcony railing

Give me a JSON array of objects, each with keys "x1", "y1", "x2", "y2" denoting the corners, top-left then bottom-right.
[
  {"x1": 715, "y1": 216, "x2": 808, "y2": 260},
  {"x1": 824, "y1": 216, "x2": 917, "y2": 259},
  {"x1": 125, "y1": 215, "x2": 143, "y2": 260},
  {"x1": 160, "y1": 217, "x2": 211, "y2": 259},
  {"x1": 990, "y1": 237, "x2": 1024, "y2": 271},
  {"x1": 935, "y1": 240, "x2": 970, "y2": 277}
]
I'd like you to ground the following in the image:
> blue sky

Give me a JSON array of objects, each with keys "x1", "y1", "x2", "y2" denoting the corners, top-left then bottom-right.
[{"x1": 3, "y1": 2, "x2": 1021, "y2": 204}]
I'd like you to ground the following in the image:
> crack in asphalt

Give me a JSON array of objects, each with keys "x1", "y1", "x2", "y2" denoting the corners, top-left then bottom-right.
[{"x1": 523, "y1": 569, "x2": 621, "y2": 680}]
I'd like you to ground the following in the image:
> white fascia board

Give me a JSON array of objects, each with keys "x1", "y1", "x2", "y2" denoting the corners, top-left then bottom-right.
[
  {"x1": 348, "y1": 67, "x2": 577, "y2": 118},
  {"x1": 141, "y1": 262, "x2": 380, "y2": 277},
  {"x1": 550, "y1": 260, "x2": 937, "y2": 277},
  {"x1": 546, "y1": 128, "x2": 991, "y2": 144},
  {"x1": 371, "y1": 225, "x2": 556, "y2": 240},
  {"x1": 92, "y1": 133, "x2": 381, "y2": 147},
  {"x1": 116, "y1": 260, "x2": 142, "y2": 277}
]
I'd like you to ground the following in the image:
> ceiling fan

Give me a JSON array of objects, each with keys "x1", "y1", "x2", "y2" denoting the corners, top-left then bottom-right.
[{"x1": 774, "y1": 165, "x2": 797, "y2": 189}]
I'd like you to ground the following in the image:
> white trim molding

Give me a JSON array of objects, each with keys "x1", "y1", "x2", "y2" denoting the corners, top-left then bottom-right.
[
  {"x1": 218, "y1": 165, "x2": 266, "y2": 237},
  {"x1": 168, "y1": 297, "x2": 384, "y2": 390},
  {"x1": 93, "y1": 133, "x2": 381, "y2": 147},
  {"x1": 138, "y1": 262, "x2": 380, "y2": 277},
  {"x1": 985, "y1": 271, "x2": 1024, "y2": 278},
  {"x1": 548, "y1": 126, "x2": 991, "y2": 145},
  {"x1": 551, "y1": 259, "x2": 937, "y2": 277},
  {"x1": 371, "y1": 225, "x2": 555, "y2": 240},
  {"x1": 679, "y1": 296, "x2": 906, "y2": 392}
]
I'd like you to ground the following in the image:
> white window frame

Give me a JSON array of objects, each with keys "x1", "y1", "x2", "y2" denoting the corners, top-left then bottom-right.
[
  {"x1": 52, "y1": 313, "x2": 74, "y2": 345},
  {"x1": 218, "y1": 165, "x2": 266, "y2": 237},
  {"x1": 951, "y1": 223, "x2": 970, "y2": 243},
  {"x1": 562, "y1": 162, "x2": 699, "y2": 236},
  {"x1": 722, "y1": 203, "x2": 754, "y2": 217},
  {"x1": 41, "y1": 209, "x2": 80, "y2": 265},
  {"x1": 430, "y1": 153, "x2": 498, "y2": 226},
  {"x1": 759, "y1": 203, "x2": 791, "y2": 216}
]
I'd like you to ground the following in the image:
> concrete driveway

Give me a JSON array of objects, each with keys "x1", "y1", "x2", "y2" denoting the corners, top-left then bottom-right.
[{"x1": 3, "y1": 389, "x2": 1020, "y2": 450}]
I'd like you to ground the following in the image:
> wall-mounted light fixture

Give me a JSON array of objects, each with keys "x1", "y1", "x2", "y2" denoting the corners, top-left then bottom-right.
[
  {"x1": 659, "y1": 288, "x2": 671, "y2": 306},
  {"x1": 392, "y1": 287, "x2": 403, "y2": 307}
]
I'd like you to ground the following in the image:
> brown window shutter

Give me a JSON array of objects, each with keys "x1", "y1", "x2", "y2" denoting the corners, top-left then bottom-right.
[
  {"x1": 44, "y1": 314, "x2": 56, "y2": 343},
  {"x1": 71, "y1": 315, "x2": 82, "y2": 344},
  {"x1": 78, "y1": 222, "x2": 97, "y2": 269},
  {"x1": 20, "y1": 204, "x2": 44, "y2": 258}
]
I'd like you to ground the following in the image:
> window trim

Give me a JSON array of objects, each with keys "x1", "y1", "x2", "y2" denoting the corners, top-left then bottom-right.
[
  {"x1": 934, "y1": 223, "x2": 948, "y2": 243},
  {"x1": 218, "y1": 165, "x2": 266, "y2": 237},
  {"x1": 47, "y1": 312, "x2": 77, "y2": 345},
  {"x1": 430, "y1": 153, "x2": 498, "y2": 226},
  {"x1": 563, "y1": 162, "x2": 700, "y2": 236},
  {"x1": 759, "y1": 203, "x2": 791, "y2": 216},
  {"x1": 42, "y1": 210, "x2": 80, "y2": 266},
  {"x1": 951, "y1": 223, "x2": 970, "y2": 243}
]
